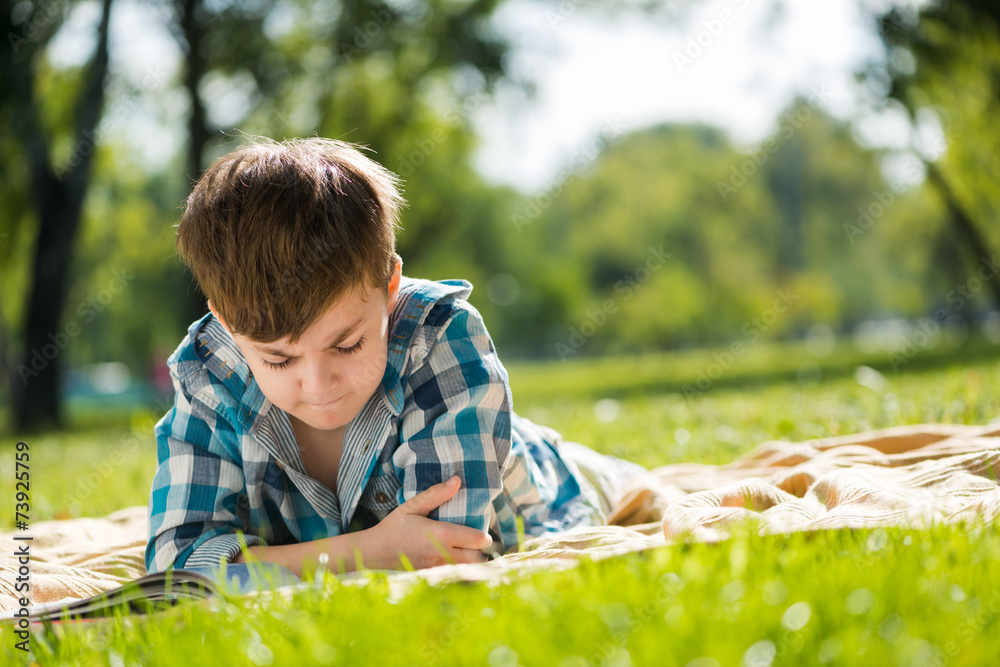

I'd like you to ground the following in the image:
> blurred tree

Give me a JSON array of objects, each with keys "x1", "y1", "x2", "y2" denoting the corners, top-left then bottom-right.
[
  {"x1": 12, "y1": 0, "x2": 996, "y2": 435},
  {"x1": 517, "y1": 121, "x2": 783, "y2": 355},
  {"x1": 1, "y1": 0, "x2": 519, "y2": 431},
  {"x1": 865, "y1": 0, "x2": 1000, "y2": 310},
  {"x1": 1, "y1": 0, "x2": 114, "y2": 431},
  {"x1": 515, "y1": 103, "x2": 949, "y2": 358},
  {"x1": 160, "y1": 0, "x2": 512, "y2": 326}
]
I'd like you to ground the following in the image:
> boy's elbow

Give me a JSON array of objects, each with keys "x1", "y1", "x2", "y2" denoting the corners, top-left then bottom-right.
[
  {"x1": 145, "y1": 517, "x2": 225, "y2": 573},
  {"x1": 144, "y1": 536, "x2": 179, "y2": 574}
]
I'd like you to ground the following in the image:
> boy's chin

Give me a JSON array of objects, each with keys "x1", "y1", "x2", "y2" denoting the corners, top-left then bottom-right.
[{"x1": 292, "y1": 405, "x2": 349, "y2": 431}]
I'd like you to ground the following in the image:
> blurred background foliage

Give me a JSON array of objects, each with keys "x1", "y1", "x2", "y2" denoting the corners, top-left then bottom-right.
[{"x1": 0, "y1": 0, "x2": 998, "y2": 433}]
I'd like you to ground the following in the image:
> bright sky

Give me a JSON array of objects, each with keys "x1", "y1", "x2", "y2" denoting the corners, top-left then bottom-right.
[
  {"x1": 46, "y1": 0, "x2": 916, "y2": 194},
  {"x1": 472, "y1": 0, "x2": 900, "y2": 193}
]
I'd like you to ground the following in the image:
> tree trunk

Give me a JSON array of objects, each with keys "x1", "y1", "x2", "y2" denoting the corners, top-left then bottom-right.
[
  {"x1": 177, "y1": 0, "x2": 211, "y2": 326},
  {"x1": 13, "y1": 0, "x2": 114, "y2": 433},
  {"x1": 179, "y1": 0, "x2": 210, "y2": 185},
  {"x1": 925, "y1": 162, "x2": 1000, "y2": 313}
]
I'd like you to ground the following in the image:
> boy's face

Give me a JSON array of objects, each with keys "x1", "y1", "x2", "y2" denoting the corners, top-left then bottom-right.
[{"x1": 210, "y1": 259, "x2": 402, "y2": 433}]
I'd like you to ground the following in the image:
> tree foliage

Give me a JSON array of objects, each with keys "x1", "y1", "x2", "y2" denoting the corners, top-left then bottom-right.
[
  {"x1": 864, "y1": 0, "x2": 1000, "y2": 307},
  {"x1": 2, "y1": 0, "x2": 999, "y2": 433},
  {"x1": 492, "y1": 105, "x2": 959, "y2": 360}
]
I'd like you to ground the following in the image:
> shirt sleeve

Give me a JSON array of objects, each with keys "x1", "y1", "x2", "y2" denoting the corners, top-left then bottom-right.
[
  {"x1": 393, "y1": 305, "x2": 513, "y2": 536},
  {"x1": 145, "y1": 376, "x2": 266, "y2": 573}
]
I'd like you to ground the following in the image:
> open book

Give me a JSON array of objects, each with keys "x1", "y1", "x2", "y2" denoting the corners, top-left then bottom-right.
[{"x1": 0, "y1": 563, "x2": 301, "y2": 625}]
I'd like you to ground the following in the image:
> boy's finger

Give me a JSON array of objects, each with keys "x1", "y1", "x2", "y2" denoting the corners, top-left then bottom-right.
[
  {"x1": 452, "y1": 547, "x2": 490, "y2": 565},
  {"x1": 444, "y1": 525, "x2": 493, "y2": 551},
  {"x1": 397, "y1": 476, "x2": 461, "y2": 516},
  {"x1": 467, "y1": 546, "x2": 491, "y2": 563}
]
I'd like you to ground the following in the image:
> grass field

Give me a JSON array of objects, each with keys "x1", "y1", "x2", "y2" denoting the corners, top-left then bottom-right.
[{"x1": 3, "y1": 339, "x2": 1000, "y2": 665}]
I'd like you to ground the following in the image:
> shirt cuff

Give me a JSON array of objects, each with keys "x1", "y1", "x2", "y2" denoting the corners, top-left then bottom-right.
[{"x1": 182, "y1": 532, "x2": 266, "y2": 569}]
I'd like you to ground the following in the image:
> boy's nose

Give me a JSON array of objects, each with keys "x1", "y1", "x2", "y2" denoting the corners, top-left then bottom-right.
[{"x1": 301, "y1": 360, "x2": 339, "y2": 399}]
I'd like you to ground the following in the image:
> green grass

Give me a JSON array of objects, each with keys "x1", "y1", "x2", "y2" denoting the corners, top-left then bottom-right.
[
  {"x1": 0, "y1": 411, "x2": 160, "y2": 527},
  {"x1": 3, "y1": 340, "x2": 1000, "y2": 665}
]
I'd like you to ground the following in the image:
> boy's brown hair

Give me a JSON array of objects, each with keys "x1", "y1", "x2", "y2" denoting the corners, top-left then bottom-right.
[{"x1": 176, "y1": 136, "x2": 405, "y2": 344}]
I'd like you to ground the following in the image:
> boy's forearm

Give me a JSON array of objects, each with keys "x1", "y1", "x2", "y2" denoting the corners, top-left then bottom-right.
[
  {"x1": 228, "y1": 479, "x2": 495, "y2": 576},
  {"x1": 232, "y1": 530, "x2": 371, "y2": 579}
]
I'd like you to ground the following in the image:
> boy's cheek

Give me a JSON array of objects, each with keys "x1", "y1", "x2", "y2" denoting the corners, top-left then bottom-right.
[
  {"x1": 349, "y1": 352, "x2": 388, "y2": 388},
  {"x1": 255, "y1": 372, "x2": 296, "y2": 408},
  {"x1": 360, "y1": 354, "x2": 388, "y2": 386}
]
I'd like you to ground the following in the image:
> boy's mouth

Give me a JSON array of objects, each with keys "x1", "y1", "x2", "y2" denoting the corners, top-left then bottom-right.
[{"x1": 310, "y1": 396, "x2": 343, "y2": 407}]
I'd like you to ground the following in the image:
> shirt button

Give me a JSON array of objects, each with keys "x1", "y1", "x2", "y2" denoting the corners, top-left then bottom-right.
[
  {"x1": 275, "y1": 459, "x2": 285, "y2": 470},
  {"x1": 374, "y1": 491, "x2": 390, "y2": 503},
  {"x1": 364, "y1": 439, "x2": 372, "y2": 452}
]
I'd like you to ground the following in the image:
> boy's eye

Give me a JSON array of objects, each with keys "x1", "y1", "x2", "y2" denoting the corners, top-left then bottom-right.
[
  {"x1": 260, "y1": 337, "x2": 364, "y2": 370},
  {"x1": 338, "y1": 336, "x2": 365, "y2": 355}
]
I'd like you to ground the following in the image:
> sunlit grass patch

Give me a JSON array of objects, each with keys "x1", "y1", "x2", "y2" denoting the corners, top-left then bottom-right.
[
  {"x1": 2, "y1": 343, "x2": 1000, "y2": 665},
  {"x1": 5, "y1": 519, "x2": 1000, "y2": 666}
]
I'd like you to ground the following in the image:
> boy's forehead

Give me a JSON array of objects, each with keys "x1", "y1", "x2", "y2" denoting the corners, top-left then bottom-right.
[
  {"x1": 318, "y1": 280, "x2": 388, "y2": 319},
  {"x1": 247, "y1": 282, "x2": 386, "y2": 348}
]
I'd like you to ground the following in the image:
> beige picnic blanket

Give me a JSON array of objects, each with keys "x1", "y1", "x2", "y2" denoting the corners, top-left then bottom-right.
[{"x1": 4, "y1": 422, "x2": 1000, "y2": 610}]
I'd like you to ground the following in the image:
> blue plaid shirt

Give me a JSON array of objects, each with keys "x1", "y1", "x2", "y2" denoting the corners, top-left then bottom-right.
[{"x1": 145, "y1": 276, "x2": 605, "y2": 573}]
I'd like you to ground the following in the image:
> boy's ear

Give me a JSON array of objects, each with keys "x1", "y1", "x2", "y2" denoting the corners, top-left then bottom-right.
[
  {"x1": 388, "y1": 255, "x2": 403, "y2": 309},
  {"x1": 207, "y1": 300, "x2": 229, "y2": 333}
]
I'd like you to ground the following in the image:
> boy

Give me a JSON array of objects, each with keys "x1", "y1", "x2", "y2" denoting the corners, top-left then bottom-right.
[{"x1": 145, "y1": 137, "x2": 647, "y2": 577}]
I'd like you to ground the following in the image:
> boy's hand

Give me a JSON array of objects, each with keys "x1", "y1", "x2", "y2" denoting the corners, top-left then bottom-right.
[{"x1": 359, "y1": 475, "x2": 493, "y2": 569}]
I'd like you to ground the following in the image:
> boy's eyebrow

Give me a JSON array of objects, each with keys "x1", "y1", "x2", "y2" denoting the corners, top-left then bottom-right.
[{"x1": 254, "y1": 317, "x2": 366, "y2": 358}]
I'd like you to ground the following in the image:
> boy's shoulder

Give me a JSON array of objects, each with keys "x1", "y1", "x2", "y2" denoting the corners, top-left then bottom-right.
[
  {"x1": 388, "y1": 275, "x2": 487, "y2": 376},
  {"x1": 392, "y1": 275, "x2": 479, "y2": 344},
  {"x1": 396, "y1": 275, "x2": 474, "y2": 319}
]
